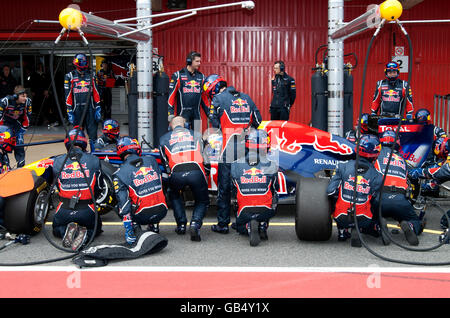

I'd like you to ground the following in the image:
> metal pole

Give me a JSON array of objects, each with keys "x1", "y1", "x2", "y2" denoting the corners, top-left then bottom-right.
[
  {"x1": 136, "y1": 0, "x2": 153, "y2": 150},
  {"x1": 19, "y1": 53, "x2": 24, "y2": 86},
  {"x1": 434, "y1": 94, "x2": 437, "y2": 126},
  {"x1": 438, "y1": 95, "x2": 442, "y2": 130},
  {"x1": 446, "y1": 95, "x2": 450, "y2": 134},
  {"x1": 328, "y1": 0, "x2": 344, "y2": 136}
]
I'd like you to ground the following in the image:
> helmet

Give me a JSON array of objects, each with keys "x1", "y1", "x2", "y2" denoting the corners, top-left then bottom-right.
[
  {"x1": 117, "y1": 136, "x2": 142, "y2": 160},
  {"x1": 415, "y1": 108, "x2": 431, "y2": 124},
  {"x1": 203, "y1": 74, "x2": 227, "y2": 99},
  {"x1": 360, "y1": 113, "x2": 370, "y2": 134},
  {"x1": 245, "y1": 129, "x2": 270, "y2": 152},
  {"x1": 380, "y1": 130, "x2": 401, "y2": 150},
  {"x1": 434, "y1": 137, "x2": 449, "y2": 159},
  {"x1": 0, "y1": 125, "x2": 16, "y2": 153},
  {"x1": 345, "y1": 130, "x2": 357, "y2": 143},
  {"x1": 102, "y1": 119, "x2": 120, "y2": 141},
  {"x1": 73, "y1": 53, "x2": 89, "y2": 71},
  {"x1": 384, "y1": 61, "x2": 400, "y2": 81},
  {"x1": 357, "y1": 134, "x2": 381, "y2": 159},
  {"x1": 64, "y1": 128, "x2": 88, "y2": 152}
]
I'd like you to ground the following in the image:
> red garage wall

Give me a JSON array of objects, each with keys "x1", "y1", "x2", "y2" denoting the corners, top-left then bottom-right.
[{"x1": 1, "y1": 0, "x2": 449, "y2": 128}]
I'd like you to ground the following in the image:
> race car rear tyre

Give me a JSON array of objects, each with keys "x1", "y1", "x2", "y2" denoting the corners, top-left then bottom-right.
[
  {"x1": 295, "y1": 177, "x2": 332, "y2": 241},
  {"x1": 4, "y1": 177, "x2": 49, "y2": 235}
]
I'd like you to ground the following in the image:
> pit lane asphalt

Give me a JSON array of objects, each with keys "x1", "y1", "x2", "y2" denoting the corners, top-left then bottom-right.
[
  {"x1": 1, "y1": 203, "x2": 450, "y2": 268},
  {"x1": 3, "y1": 126, "x2": 450, "y2": 268}
]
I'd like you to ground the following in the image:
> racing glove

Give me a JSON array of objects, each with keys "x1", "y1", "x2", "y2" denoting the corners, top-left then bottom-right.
[
  {"x1": 406, "y1": 113, "x2": 413, "y2": 122},
  {"x1": 67, "y1": 111, "x2": 75, "y2": 125},
  {"x1": 408, "y1": 168, "x2": 425, "y2": 180},
  {"x1": 123, "y1": 214, "x2": 136, "y2": 245},
  {"x1": 94, "y1": 106, "x2": 102, "y2": 123}
]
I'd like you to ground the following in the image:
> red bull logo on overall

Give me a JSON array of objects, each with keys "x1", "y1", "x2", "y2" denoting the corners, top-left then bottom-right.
[
  {"x1": 230, "y1": 98, "x2": 250, "y2": 113},
  {"x1": 73, "y1": 80, "x2": 90, "y2": 93},
  {"x1": 343, "y1": 175, "x2": 370, "y2": 194},
  {"x1": 61, "y1": 162, "x2": 90, "y2": 179},
  {"x1": 240, "y1": 167, "x2": 266, "y2": 184},
  {"x1": 183, "y1": 80, "x2": 201, "y2": 94},
  {"x1": 133, "y1": 169, "x2": 159, "y2": 187},
  {"x1": 383, "y1": 89, "x2": 400, "y2": 102}
]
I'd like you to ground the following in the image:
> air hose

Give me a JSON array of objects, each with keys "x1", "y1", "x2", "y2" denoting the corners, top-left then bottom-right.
[{"x1": 351, "y1": 20, "x2": 450, "y2": 265}]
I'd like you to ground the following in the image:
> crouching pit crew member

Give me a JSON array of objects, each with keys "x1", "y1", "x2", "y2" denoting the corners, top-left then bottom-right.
[
  {"x1": 203, "y1": 74, "x2": 263, "y2": 234},
  {"x1": 327, "y1": 134, "x2": 384, "y2": 247},
  {"x1": 52, "y1": 128, "x2": 103, "y2": 251},
  {"x1": 374, "y1": 130, "x2": 423, "y2": 246},
  {"x1": 231, "y1": 129, "x2": 278, "y2": 247},
  {"x1": 113, "y1": 136, "x2": 168, "y2": 245},
  {"x1": 94, "y1": 119, "x2": 121, "y2": 150},
  {"x1": 159, "y1": 116, "x2": 209, "y2": 241}
]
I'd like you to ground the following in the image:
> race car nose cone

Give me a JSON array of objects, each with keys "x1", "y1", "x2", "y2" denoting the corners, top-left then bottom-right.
[
  {"x1": 59, "y1": 7, "x2": 83, "y2": 30},
  {"x1": 379, "y1": 0, "x2": 403, "y2": 21}
]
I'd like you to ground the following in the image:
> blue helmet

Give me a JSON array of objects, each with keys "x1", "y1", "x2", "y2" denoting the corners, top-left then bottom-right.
[
  {"x1": 380, "y1": 130, "x2": 401, "y2": 150},
  {"x1": 357, "y1": 134, "x2": 381, "y2": 159},
  {"x1": 384, "y1": 61, "x2": 400, "y2": 81},
  {"x1": 434, "y1": 137, "x2": 449, "y2": 159},
  {"x1": 360, "y1": 113, "x2": 370, "y2": 134},
  {"x1": 415, "y1": 108, "x2": 431, "y2": 124},
  {"x1": 102, "y1": 119, "x2": 120, "y2": 140},
  {"x1": 117, "y1": 136, "x2": 142, "y2": 160},
  {"x1": 245, "y1": 129, "x2": 270, "y2": 152},
  {"x1": 64, "y1": 128, "x2": 88, "y2": 152},
  {"x1": 73, "y1": 53, "x2": 89, "y2": 71}
]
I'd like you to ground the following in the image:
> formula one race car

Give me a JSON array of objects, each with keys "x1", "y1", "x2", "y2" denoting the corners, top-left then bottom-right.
[{"x1": 0, "y1": 118, "x2": 437, "y2": 241}]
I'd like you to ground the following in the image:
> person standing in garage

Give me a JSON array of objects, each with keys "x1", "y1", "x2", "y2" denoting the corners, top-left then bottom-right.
[{"x1": 270, "y1": 61, "x2": 296, "y2": 121}]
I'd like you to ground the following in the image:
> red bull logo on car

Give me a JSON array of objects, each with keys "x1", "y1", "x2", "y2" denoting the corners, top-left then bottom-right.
[
  {"x1": 240, "y1": 167, "x2": 266, "y2": 184},
  {"x1": 269, "y1": 131, "x2": 353, "y2": 156}
]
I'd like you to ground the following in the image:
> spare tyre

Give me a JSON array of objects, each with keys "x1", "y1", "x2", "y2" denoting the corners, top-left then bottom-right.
[{"x1": 295, "y1": 177, "x2": 332, "y2": 241}]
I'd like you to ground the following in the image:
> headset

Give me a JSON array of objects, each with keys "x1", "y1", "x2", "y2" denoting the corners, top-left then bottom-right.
[
  {"x1": 186, "y1": 51, "x2": 200, "y2": 66},
  {"x1": 12, "y1": 87, "x2": 26, "y2": 100}
]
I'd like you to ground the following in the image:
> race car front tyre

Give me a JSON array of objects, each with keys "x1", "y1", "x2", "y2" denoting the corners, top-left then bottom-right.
[
  {"x1": 295, "y1": 177, "x2": 332, "y2": 241},
  {"x1": 4, "y1": 177, "x2": 49, "y2": 235}
]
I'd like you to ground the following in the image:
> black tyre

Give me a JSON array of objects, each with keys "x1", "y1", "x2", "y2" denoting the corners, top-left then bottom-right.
[
  {"x1": 96, "y1": 161, "x2": 118, "y2": 215},
  {"x1": 295, "y1": 177, "x2": 332, "y2": 241},
  {"x1": 4, "y1": 176, "x2": 49, "y2": 235}
]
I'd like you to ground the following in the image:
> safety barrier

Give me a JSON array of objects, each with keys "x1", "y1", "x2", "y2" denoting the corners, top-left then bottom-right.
[{"x1": 434, "y1": 94, "x2": 450, "y2": 134}]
